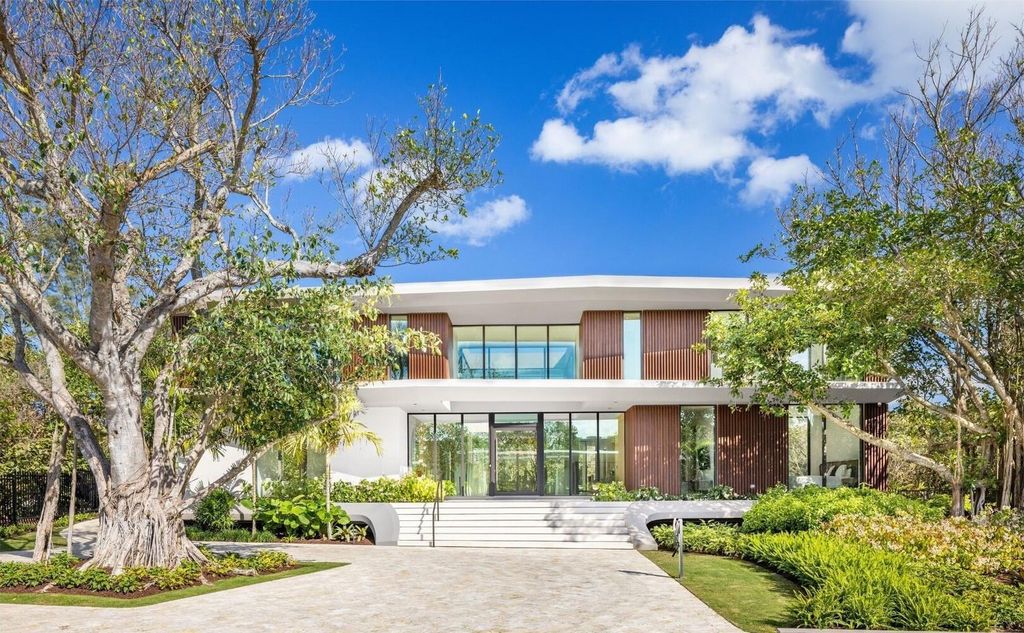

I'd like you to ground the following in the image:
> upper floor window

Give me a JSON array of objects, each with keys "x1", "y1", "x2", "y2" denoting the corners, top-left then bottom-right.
[
  {"x1": 452, "y1": 325, "x2": 579, "y2": 379},
  {"x1": 622, "y1": 312, "x2": 642, "y2": 379},
  {"x1": 389, "y1": 315, "x2": 409, "y2": 379}
]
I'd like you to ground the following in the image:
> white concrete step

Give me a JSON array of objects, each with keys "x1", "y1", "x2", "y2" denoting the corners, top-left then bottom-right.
[
  {"x1": 398, "y1": 518, "x2": 627, "y2": 528},
  {"x1": 393, "y1": 507, "x2": 627, "y2": 516},
  {"x1": 397, "y1": 539, "x2": 635, "y2": 549},
  {"x1": 399, "y1": 525, "x2": 629, "y2": 535},
  {"x1": 400, "y1": 531, "x2": 630, "y2": 542}
]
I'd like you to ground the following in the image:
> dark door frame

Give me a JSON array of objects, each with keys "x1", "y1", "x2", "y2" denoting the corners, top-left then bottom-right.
[{"x1": 488, "y1": 413, "x2": 543, "y2": 496}]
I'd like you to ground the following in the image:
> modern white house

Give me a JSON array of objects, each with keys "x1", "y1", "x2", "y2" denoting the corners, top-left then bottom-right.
[{"x1": 191, "y1": 275, "x2": 899, "y2": 547}]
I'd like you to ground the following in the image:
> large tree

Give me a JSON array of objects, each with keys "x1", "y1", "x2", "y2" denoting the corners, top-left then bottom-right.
[
  {"x1": 705, "y1": 16, "x2": 1024, "y2": 514},
  {"x1": 0, "y1": 0, "x2": 497, "y2": 569}
]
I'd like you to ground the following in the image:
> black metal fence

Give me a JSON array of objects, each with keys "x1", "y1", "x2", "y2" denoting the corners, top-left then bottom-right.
[{"x1": 0, "y1": 471, "x2": 100, "y2": 526}]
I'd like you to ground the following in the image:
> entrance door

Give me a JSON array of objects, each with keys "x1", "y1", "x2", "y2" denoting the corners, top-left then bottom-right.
[{"x1": 490, "y1": 414, "x2": 540, "y2": 495}]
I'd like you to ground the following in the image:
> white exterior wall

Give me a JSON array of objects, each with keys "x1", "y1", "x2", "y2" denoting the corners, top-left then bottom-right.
[
  {"x1": 329, "y1": 406, "x2": 409, "y2": 482},
  {"x1": 189, "y1": 445, "x2": 251, "y2": 495}
]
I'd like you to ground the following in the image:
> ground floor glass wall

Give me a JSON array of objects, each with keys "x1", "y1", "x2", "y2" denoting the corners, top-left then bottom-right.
[
  {"x1": 408, "y1": 412, "x2": 623, "y2": 496},
  {"x1": 787, "y1": 405, "x2": 862, "y2": 487},
  {"x1": 680, "y1": 406, "x2": 716, "y2": 493}
]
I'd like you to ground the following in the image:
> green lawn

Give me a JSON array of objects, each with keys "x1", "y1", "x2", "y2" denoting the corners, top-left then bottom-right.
[
  {"x1": 0, "y1": 529, "x2": 66, "y2": 552},
  {"x1": 0, "y1": 562, "x2": 344, "y2": 607},
  {"x1": 643, "y1": 551, "x2": 799, "y2": 633}
]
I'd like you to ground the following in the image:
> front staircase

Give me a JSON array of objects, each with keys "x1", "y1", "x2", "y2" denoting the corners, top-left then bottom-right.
[{"x1": 393, "y1": 499, "x2": 634, "y2": 549}]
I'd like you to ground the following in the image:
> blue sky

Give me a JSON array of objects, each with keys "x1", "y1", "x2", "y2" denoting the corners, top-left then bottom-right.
[{"x1": 278, "y1": 1, "x2": 1022, "y2": 283}]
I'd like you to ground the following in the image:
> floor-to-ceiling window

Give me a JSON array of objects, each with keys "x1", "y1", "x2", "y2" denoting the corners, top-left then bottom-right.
[
  {"x1": 408, "y1": 411, "x2": 622, "y2": 496},
  {"x1": 389, "y1": 315, "x2": 409, "y2": 379},
  {"x1": 680, "y1": 406, "x2": 716, "y2": 492},
  {"x1": 788, "y1": 405, "x2": 862, "y2": 487},
  {"x1": 623, "y1": 312, "x2": 642, "y2": 379},
  {"x1": 451, "y1": 325, "x2": 580, "y2": 379}
]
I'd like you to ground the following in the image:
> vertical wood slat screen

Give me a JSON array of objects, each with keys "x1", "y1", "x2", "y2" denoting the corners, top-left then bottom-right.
[
  {"x1": 863, "y1": 403, "x2": 889, "y2": 491},
  {"x1": 641, "y1": 310, "x2": 710, "y2": 380},
  {"x1": 624, "y1": 405, "x2": 682, "y2": 495},
  {"x1": 580, "y1": 310, "x2": 623, "y2": 379},
  {"x1": 408, "y1": 313, "x2": 452, "y2": 379},
  {"x1": 716, "y1": 405, "x2": 788, "y2": 494}
]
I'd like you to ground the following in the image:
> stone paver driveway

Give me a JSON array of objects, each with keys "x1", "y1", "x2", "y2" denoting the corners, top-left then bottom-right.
[{"x1": 0, "y1": 544, "x2": 740, "y2": 633}]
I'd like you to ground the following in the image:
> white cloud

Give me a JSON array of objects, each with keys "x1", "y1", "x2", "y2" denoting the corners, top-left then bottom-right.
[
  {"x1": 431, "y1": 195, "x2": 530, "y2": 246},
  {"x1": 281, "y1": 138, "x2": 373, "y2": 181},
  {"x1": 533, "y1": 16, "x2": 871, "y2": 179},
  {"x1": 843, "y1": 1, "x2": 1023, "y2": 94},
  {"x1": 533, "y1": 3, "x2": 1022, "y2": 204},
  {"x1": 741, "y1": 155, "x2": 823, "y2": 204}
]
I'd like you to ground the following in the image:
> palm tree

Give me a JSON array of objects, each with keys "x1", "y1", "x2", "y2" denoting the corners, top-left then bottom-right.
[{"x1": 277, "y1": 389, "x2": 381, "y2": 539}]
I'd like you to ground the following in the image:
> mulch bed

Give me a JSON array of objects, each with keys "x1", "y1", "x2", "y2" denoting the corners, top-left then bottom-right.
[{"x1": 0, "y1": 564, "x2": 295, "y2": 599}]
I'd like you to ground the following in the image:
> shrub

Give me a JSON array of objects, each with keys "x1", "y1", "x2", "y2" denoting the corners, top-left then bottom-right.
[
  {"x1": 254, "y1": 495, "x2": 350, "y2": 539},
  {"x1": 592, "y1": 481, "x2": 632, "y2": 501},
  {"x1": 592, "y1": 482, "x2": 743, "y2": 502},
  {"x1": 823, "y1": 514, "x2": 1024, "y2": 581},
  {"x1": 185, "y1": 527, "x2": 278, "y2": 543},
  {"x1": 682, "y1": 523, "x2": 742, "y2": 556},
  {"x1": 650, "y1": 524, "x2": 676, "y2": 549},
  {"x1": 194, "y1": 488, "x2": 236, "y2": 532},
  {"x1": 330, "y1": 473, "x2": 455, "y2": 503},
  {"x1": 262, "y1": 476, "x2": 326, "y2": 502},
  {"x1": 740, "y1": 485, "x2": 945, "y2": 533}
]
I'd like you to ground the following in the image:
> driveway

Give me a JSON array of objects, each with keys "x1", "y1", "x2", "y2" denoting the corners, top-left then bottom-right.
[{"x1": 0, "y1": 544, "x2": 740, "y2": 632}]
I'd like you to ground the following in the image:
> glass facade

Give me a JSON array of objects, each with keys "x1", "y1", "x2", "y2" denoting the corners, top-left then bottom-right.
[
  {"x1": 788, "y1": 405, "x2": 861, "y2": 487},
  {"x1": 451, "y1": 325, "x2": 580, "y2": 379},
  {"x1": 408, "y1": 411, "x2": 623, "y2": 496},
  {"x1": 623, "y1": 312, "x2": 642, "y2": 379},
  {"x1": 680, "y1": 406, "x2": 716, "y2": 492},
  {"x1": 389, "y1": 315, "x2": 409, "y2": 379}
]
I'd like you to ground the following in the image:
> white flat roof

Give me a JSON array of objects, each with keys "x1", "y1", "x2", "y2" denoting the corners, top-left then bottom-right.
[{"x1": 381, "y1": 275, "x2": 785, "y2": 324}]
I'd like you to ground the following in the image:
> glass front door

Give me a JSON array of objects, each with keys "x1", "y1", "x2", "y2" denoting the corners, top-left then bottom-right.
[{"x1": 491, "y1": 414, "x2": 540, "y2": 495}]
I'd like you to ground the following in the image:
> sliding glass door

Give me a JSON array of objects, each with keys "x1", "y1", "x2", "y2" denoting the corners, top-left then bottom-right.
[{"x1": 491, "y1": 414, "x2": 539, "y2": 495}]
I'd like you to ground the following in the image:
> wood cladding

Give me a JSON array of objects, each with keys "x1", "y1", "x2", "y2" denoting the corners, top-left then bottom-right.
[
  {"x1": 580, "y1": 310, "x2": 623, "y2": 379},
  {"x1": 624, "y1": 405, "x2": 682, "y2": 495},
  {"x1": 408, "y1": 313, "x2": 452, "y2": 379},
  {"x1": 863, "y1": 403, "x2": 889, "y2": 491},
  {"x1": 641, "y1": 310, "x2": 710, "y2": 380},
  {"x1": 716, "y1": 405, "x2": 788, "y2": 494}
]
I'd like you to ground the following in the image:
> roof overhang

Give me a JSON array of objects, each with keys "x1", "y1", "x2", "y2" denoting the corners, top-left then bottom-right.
[
  {"x1": 356, "y1": 379, "x2": 900, "y2": 413},
  {"x1": 376, "y1": 275, "x2": 786, "y2": 324}
]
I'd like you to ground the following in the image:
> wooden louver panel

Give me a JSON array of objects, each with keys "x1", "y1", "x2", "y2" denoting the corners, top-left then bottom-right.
[
  {"x1": 863, "y1": 403, "x2": 889, "y2": 491},
  {"x1": 641, "y1": 310, "x2": 710, "y2": 380},
  {"x1": 716, "y1": 405, "x2": 788, "y2": 495},
  {"x1": 408, "y1": 313, "x2": 452, "y2": 379},
  {"x1": 580, "y1": 310, "x2": 623, "y2": 379},
  {"x1": 624, "y1": 405, "x2": 682, "y2": 495}
]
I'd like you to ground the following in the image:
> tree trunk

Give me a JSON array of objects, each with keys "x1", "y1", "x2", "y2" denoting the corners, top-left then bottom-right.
[
  {"x1": 88, "y1": 479, "x2": 206, "y2": 573},
  {"x1": 67, "y1": 446, "x2": 77, "y2": 558},
  {"x1": 33, "y1": 425, "x2": 68, "y2": 562},
  {"x1": 325, "y1": 462, "x2": 333, "y2": 540},
  {"x1": 950, "y1": 478, "x2": 965, "y2": 517},
  {"x1": 1000, "y1": 431, "x2": 1014, "y2": 508}
]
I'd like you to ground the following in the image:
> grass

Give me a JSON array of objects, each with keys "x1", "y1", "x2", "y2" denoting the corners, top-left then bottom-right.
[
  {"x1": 0, "y1": 530, "x2": 66, "y2": 552},
  {"x1": 0, "y1": 562, "x2": 344, "y2": 607},
  {"x1": 644, "y1": 551, "x2": 799, "y2": 633}
]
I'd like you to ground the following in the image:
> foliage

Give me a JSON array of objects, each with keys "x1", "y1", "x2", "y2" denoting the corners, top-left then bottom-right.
[
  {"x1": 592, "y1": 482, "x2": 743, "y2": 502},
  {"x1": 740, "y1": 485, "x2": 945, "y2": 533},
  {"x1": 824, "y1": 514, "x2": 1024, "y2": 581},
  {"x1": 650, "y1": 524, "x2": 677, "y2": 550},
  {"x1": 330, "y1": 474, "x2": 455, "y2": 503},
  {"x1": 252, "y1": 496, "x2": 350, "y2": 539},
  {"x1": 193, "y1": 489, "x2": 236, "y2": 532},
  {"x1": 0, "y1": 550, "x2": 293, "y2": 594},
  {"x1": 336, "y1": 523, "x2": 370, "y2": 543},
  {"x1": 185, "y1": 527, "x2": 278, "y2": 543}
]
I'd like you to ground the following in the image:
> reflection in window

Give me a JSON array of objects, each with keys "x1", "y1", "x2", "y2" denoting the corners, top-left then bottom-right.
[
  {"x1": 571, "y1": 413, "x2": 599, "y2": 494},
  {"x1": 547, "y1": 325, "x2": 579, "y2": 379},
  {"x1": 452, "y1": 325, "x2": 579, "y2": 379},
  {"x1": 516, "y1": 326, "x2": 547, "y2": 379},
  {"x1": 389, "y1": 315, "x2": 409, "y2": 379},
  {"x1": 788, "y1": 405, "x2": 861, "y2": 488},
  {"x1": 463, "y1": 414, "x2": 490, "y2": 496},
  {"x1": 623, "y1": 312, "x2": 642, "y2": 379},
  {"x1": 598, "y1": 412, "x2": 625, "y2": 484},
  {"x1": 453, "y1": 326, "x2": 484, "y2": 379},
  {"x1": 680, "y1": 406, "x2": 716, "y2": 492},
  {"x1": 544, "y1": 414, "x2": 571, "y2": 495}
]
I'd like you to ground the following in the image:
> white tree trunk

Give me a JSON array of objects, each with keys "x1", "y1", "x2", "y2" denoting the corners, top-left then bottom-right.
[
  {"x1": 67, "y1": 446, "x2": 77, "y2": 557},
  {"x1": 33, "y1": 425, "x2": 68, "y2": 562}
]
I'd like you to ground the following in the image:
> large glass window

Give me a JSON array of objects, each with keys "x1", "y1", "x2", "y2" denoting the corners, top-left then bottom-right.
[
  {"x1": 788, "y1": 405, "x2": 861, "y2": 488},
  {"x1": 516, "y1": 326, "x2": 548, "y2": 379},
  {"x1": 571, "y1": 413, "x2": 599, "y2": 494},
  {"x1": 463, "y1": 414, "x2": 490, "y2": 496},
  {"x1": 453, "y1": 326, "x2": 484, "y2": 379},
  {"x1": 389, "y1": 315, "x2": 409, "y2": 379},
  {"x1": 623, "y1": 312, "x2": 642, "y2": 379},
  {"x1": 548, "y1": 325, "x2": 579, "y2": 379},
  {"x1": 598, "y1": 412, "x2": 625, "y2": 484},
  {"x1": 543, "y1": 414, "x2": 571, "y2": 495},
  {"x1": 680, "y1": 406, "x2": 716, "y2": 492},
  {"x1": 435, "y1": 414, "x2": 464, "y2": 492},
  {"x1": 451, "y1": 325, "x2": 579, "y2": 379}
]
